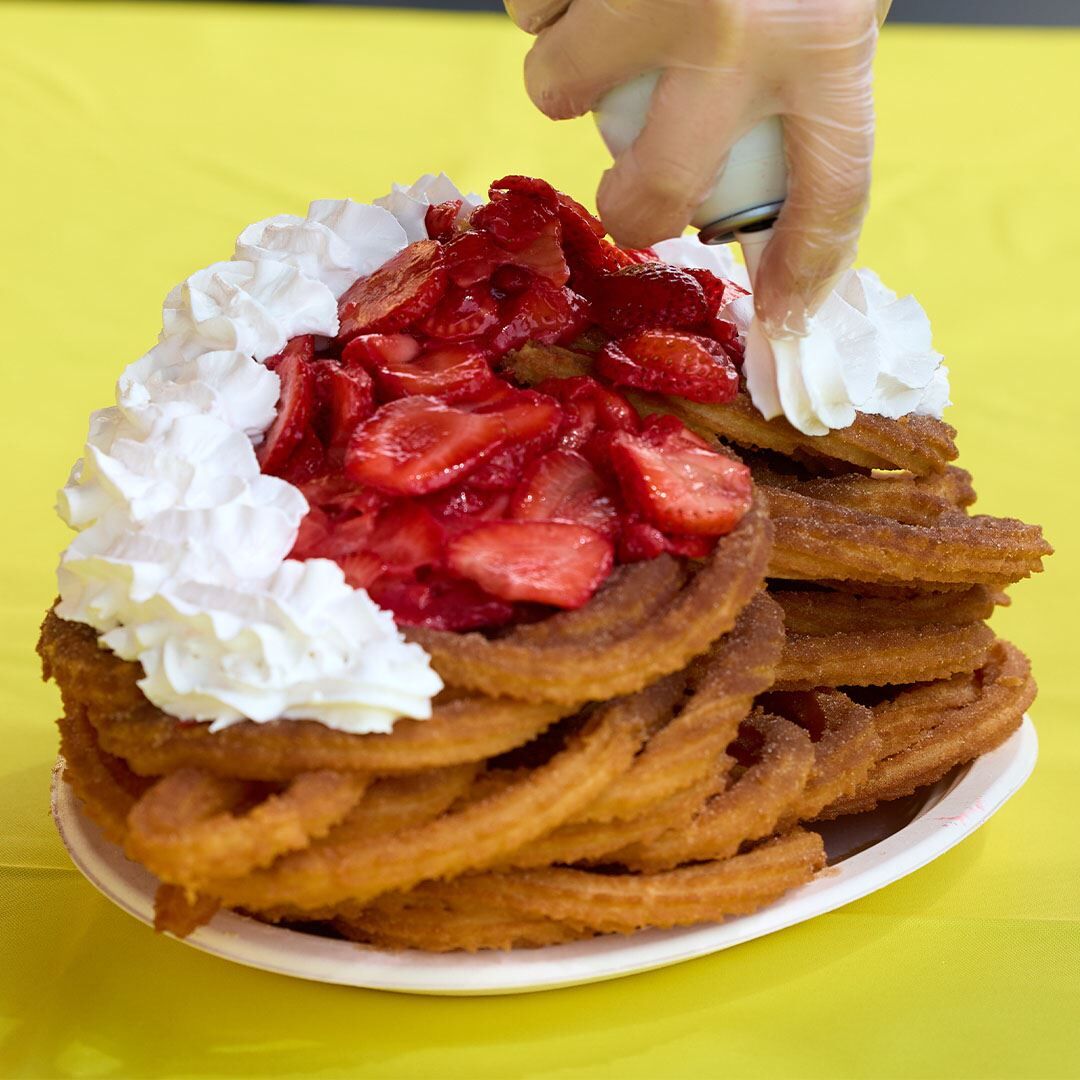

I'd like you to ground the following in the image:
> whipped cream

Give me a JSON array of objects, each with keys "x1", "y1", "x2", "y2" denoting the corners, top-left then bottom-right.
[
  {"x1": 56, "y1": 194, "x2": 445, "y2": 733},
  {"x1": 652, "y1": 235, "x2": 949, "y2": 437},
  {"x1": 375, "y1": 173, "x2": 483, "y2": 243},
  {"x1": 235, "y1": 199, "x2": 408, "y2": 298},
  {"x1": 741, "y1": 269, "x2": 950, "y2": 437}
]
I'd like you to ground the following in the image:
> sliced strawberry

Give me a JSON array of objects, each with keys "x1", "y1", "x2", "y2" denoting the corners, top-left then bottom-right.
[
  {"x1": 492, "y1": 175, "x2": 562, "y2": 204},
  {"x1": 447, "y1": 521, "x2": 614, "y2": 608},
  {"x1": 709, "y1": 316, "x2": 745, "y2": 361},
  {"x1": 556, "y1": 194, "x2": 630, "y2": 279},
  {"x1": 505, "y1": 223, "x2": 570, "y2": 286},
  {"x1": 289, "y1": 506, "x2": 334, "y2": 559},
  {"x1": 538, "y1": 377, "x2": 641, "y2": 443},
  {"x1": 609, "y1": 414, "x2": 752, "y2": 536},
  {"x1": 664, "y1": 533, "x2": 716, "y2": 558},
  {"x1": 424, "y1": 483, "x2": 511, "y2": 526},
  {"x1": 685, "y1": 267, "x2": 749, "y2": 311},
  {"x1": 339, "y1": 551, "x2": 385, "y2": 590},
  {"x1": 280, "y1": 428, "x2": 328, "y2": 485},
  {"x1": 296, "y1": 473, "x2": 386, "y2": 517},
  {"x1": 510, "y1": 450, "x2": 619, "y2": 537},
  {"x1": 418, "y1": 284, "x2": 501, "y2": 341},
  {"x1": 365, "y1": 502, "x2": 445, "y2": 574},
  {"x1": 341, "y1": 333, "x2": 421, "y2": 375},
  {"x1": 488, "y1": 280, "x2": 590, "y2": 357},
  {"x1": 622, "y1": 248, "x2": 660, "y2": 264},
  {"x1": 491, "y1": 264, "x2": 533, "y2": 295},
  {"x1": 345, "y1": 396, "x2": 507, "y2": 495},
  {"x1": 291, "y1": 513, "x2": 376, "y2": 561},
  {"x1": 264, "y1": 334, "x2": 314, "y2": 373},
  {"x1": 370, "y1": 343, "x2": 497, "y2": 404},
  {"x1": 556, "y1": 193, "x2": 605, "y2": 240},
  {"x1": 476, "y1": 388, "x2": 563, "y2": 443},
  {"x1": 442, "y1": 231, "x2": 502, "y2": 287},
  {"x1": 314, "y1": 364, "x2": 375, "y2": 457},
  {"x1": 591, "y1": 264, "x2": 707, "y2": 335},
  {"x1": 617, "y1": 519, "x2": 668, "y2": 563},
  {"x1": 466, "y1": 389, "x2": 563, "y2": 490},
  {"x1": 425, "y1": 199, "x2": 463, "y2": 242},
  {"x1": 336, "y1": 240, "x2": 447, "y2": 342},
  {"x1": 472, "y1": 176, "x2": 559, "y2": 251},
  {"x1": 368, "y1": 571, "x2": 515, "y2": 632},
  {"x1": 257, "y1": 353, "x2": 315, "y2": 476},
  {"x1": 597, "y1": 330, "x2": 739, "y2": 404}
]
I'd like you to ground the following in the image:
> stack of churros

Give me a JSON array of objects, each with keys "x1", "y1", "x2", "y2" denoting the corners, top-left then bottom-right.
[
  {"x1": 40, "y1": 338, "x2": 1047, "y2": 951},
  {"x1": 40, "y1": 175, "x2": 1051, "y2": 952}
]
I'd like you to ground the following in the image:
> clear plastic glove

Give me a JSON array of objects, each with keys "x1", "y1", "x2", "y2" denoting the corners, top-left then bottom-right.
[{"x1": 506, "y1": 0, "x2": 891, "y2": 336}]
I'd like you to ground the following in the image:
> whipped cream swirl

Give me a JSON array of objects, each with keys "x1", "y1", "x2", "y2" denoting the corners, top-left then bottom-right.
[
  {"x1": 741, "y1": 268, "x2": 949, "y2": 436},
  {"x1": 653, "y1": 236, "x2": 949, "y2": 436},
  {"x1": 56, "y1": 196, "x2": 442, "y2": 733}
]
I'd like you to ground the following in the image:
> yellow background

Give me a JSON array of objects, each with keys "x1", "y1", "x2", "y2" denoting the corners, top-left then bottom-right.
[{"x1": 1, "y1": 3, "x2": 1077, "y2": 1076}]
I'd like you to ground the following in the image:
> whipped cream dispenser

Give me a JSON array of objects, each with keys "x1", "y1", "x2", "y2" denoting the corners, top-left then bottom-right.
[{"x1": 594, "y1": 72, "x2": 788, "y2": 284}]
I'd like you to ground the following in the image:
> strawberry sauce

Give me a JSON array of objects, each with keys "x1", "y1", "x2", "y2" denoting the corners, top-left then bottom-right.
[{"x1": 260, "y1": 175, "x2": 751, "y2": 631}]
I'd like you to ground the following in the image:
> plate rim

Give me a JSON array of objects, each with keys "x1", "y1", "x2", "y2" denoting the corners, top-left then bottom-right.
[{"x1": 52, "y1": 716, "x2": 1038, "y2": 996}]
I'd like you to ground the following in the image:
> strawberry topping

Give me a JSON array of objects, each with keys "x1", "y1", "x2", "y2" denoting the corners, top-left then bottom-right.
[
  {"x1": 609, "y1": 415, "x2": 752, "y2": 536},
  {"x1": 345, "y1": 396, "x2": 507, "y2": 496},
  {"x1": 253, "y1": 174, "x2": 754, "y2": 630},
  {"x1": 337, "y1": 240, "x2": 447, "y2": 342},
  {"x1": 591, "y1": 264, "x2": 707, "y2": 334},
  {"x1": 264, "y1": 334, "x2": 315, "y2": 373},
  {"x1": 489, "y1": 279, "x2": 590, "y2": 355},
  {"x1": 257, "y1": 353, "x2": 314, "y2": 476},
  {"x1": 424, "y1": 199, "x2": 463, "y2": 242},
  {"x1": 597, "y1": 330, "x2": 740, "y2": 403},
  {"x1": 419, "y1": 284, "x2": 501, "y2": 341},
  {"x1": 510, "y1": 449, "x2": 620, "y2": 537},
  {"x1": 447, "y1": 521, "x2": 614, "y2": 608},
  {"x1": 370, "y1": 342, "x2": 497, "y2": 404}
]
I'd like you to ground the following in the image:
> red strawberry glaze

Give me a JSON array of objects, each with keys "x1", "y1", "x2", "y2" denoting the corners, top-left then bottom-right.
[{"x1": 259, "y1": 176, "x2": 753, "y2": 630}]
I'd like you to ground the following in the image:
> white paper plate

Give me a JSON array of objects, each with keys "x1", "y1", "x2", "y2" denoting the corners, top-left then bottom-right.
[{"x1": 52, "y1": 716, "x2": 1036, "y2": 996}]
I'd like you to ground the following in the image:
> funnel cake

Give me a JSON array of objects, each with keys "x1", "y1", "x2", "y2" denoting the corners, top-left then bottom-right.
[{"x1": 41, "y1": 174, "x2": 1049, "y2": 951}]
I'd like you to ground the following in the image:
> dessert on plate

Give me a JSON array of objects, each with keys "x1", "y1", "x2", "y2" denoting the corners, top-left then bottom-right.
[{"x1": 39, "y1": 174, "x2": 1050, "y2": 950}]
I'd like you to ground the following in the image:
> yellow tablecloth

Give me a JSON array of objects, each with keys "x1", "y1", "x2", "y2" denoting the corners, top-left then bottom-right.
[{"x1": 1, "y1": 3, "x2": 1077, "y2": 1076}]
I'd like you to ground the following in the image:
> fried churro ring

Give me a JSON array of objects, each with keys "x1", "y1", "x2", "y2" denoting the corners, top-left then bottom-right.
[
  {"x1": 500, "y1": 760, "x2": 729, "y2": 870},
  {"x1": 205, "y1": 684, "x2": 656, "y2": 913},
  {"x1": 408, "y1": 500, "x2": 772, "y2": 705},
  {"x1": 55, "y1": 708, "x2": 150, "y2": 845},
  {"x1": 757, "y1": 690, "x2": 880, "y2": 825},
  {"x1": 96, "y1": 695, "x2": 567, "y2": 782},
  {"x1": 764, "y1": 487, "x2": 1050, "y2": 587},
  {"x1": 570, "y1": 591, "x2": 785, "y2": 823},
  {"x1": 503, "y1": 344, "x2": 958, "y2": 476},
  {"x1": 616, "y1": 714, "x2": 814, "y2": 872},
  {"x1": 126, "y1": 768, "x2": 371, "y2": 889},
  {"x1": 819, "y1": 641, "x2": 1034, "y2": 817},
  {"x1": 774, "y1": 620, "x2": 997, "y2": 690},
  {"x1": 870, "y1": 673, "x2": 982, "y2": 758},
  {"x1": 753, "y1": 466, "x2": 976, "y2": 526},
  {"x1": 153, "y1": 885, "x2": 222, "y2": 937},
  {"x1": 40, "y1": 610, "x2": 571, "y2": 780},
  {"x1": 405, "y1": 829, "x2": 826, "y2": 935},
  {"x1": 335, "y1": 896, "x2": 585, "y2": 952},
  {"x1": 774, "y1": 586, "x2": 998, "y2": 635},
  {"x1": 503, "y1": 557, "x2": 688, "y2": 647}
]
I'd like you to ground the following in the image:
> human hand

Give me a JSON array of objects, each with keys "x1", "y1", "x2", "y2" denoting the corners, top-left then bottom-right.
[{"x1": 506, "y1": 0, "x2": 890, "y2": 335}]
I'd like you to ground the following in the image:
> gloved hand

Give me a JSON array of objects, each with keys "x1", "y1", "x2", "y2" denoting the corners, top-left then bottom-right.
[{"x1": 506, "y1": 0, "x2": 891, "y2": 336}]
